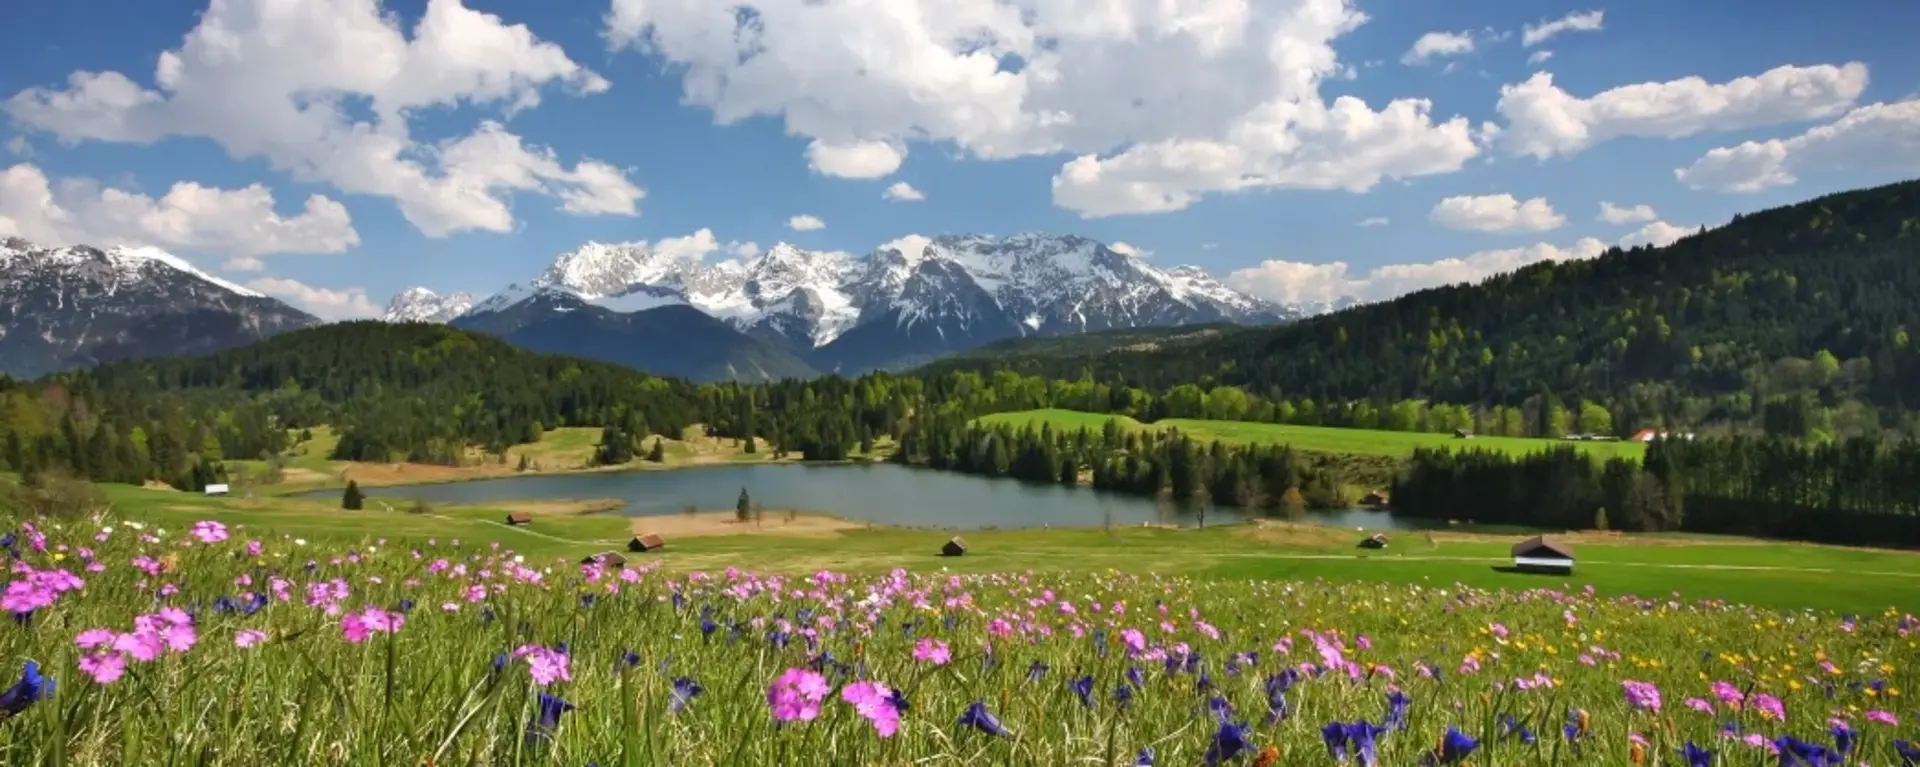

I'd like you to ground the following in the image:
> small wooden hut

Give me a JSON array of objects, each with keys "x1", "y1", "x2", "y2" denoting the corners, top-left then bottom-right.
[
  {"x1": 627, "y1": 533, "x2": 667, "y2": 553},
  {"x1": 504, "y1": 512, "x2": 532, "y2": 526},
  {"x1": 1511, "y1": 536, "x2": 1575, "y2": 575},
  {"x1": 941, "y1": 537, "x2": 967, "y2": 557},
  {"x1": 581, "y1": 551, "x2": 627, "y2": 568},
  {"x1": 1357, "y1": 533, "x2": 1389, "y2": 549}
]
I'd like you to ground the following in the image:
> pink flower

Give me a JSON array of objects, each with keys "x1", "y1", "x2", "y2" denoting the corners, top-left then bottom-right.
[
  {"x1": 841, "y1": 681, "x2": 901, "y2": 738},
  {"x1": 234, "y1": 630, "x2": 268, "y2": 649},
  {"x1": 1865, "y1": 710, "x2": 1898, "y2": 726},
  {"x1": 768, "y1": 668, "x2": 829, "y2": 722},
  {"x1": 513, "y1": 646, "x2": 572, "y2": 686},
  {"x1": 1710, "y1": 681, "x2": 1744, "y2": 708},
  {"x1": 342, "y1": 613, "x2": 371, "y2": 644},
  {"x1": 190, "y1": 520, "x2": 229, "y2": 544},
  {"x1": 157, "y1": 607, "x2": 191, "y2": 626},
  {"x1": 74, "y1": 629, "x2": 116, "y2": 649},
  {"x1": 912, "y1": 638, "x2": 950, "y2": 666},
  {"x1": 161, "y1": 623, "x2": 198, "y2": 653},
  {"x1": 1750, "y1": 693, "x2": 1785, "y2": 721},
  {"x1": 78, "y1": 652, "x2": 126, "y2": 684},
  {"x1": 1621, "y1": 680, "x2": 1662, "y2": 712},
  {"x1": 113, "y1": 630, "x2": 164, "y2": 662},
  {"x1": 1685, "y1": 697, "x2": 1714, "y2": 715}
]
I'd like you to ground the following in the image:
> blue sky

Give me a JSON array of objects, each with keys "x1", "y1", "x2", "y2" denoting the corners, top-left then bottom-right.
[{"x1": 2, "y1": 0, "x2": 1916, "y2": 317}]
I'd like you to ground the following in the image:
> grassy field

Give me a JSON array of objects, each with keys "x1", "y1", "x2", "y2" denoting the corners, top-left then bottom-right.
[
  {"x1": 90, "y1": 483, "x2": 1920, "y2": 615},
  {"x1": 3, "y1": 495, "x2": 1914, "y2": 763},
  {"x1": 978, "y1": 408, "x2": 1649, "y2": 460},
  {"x1": 223, "y1": 424, "x2": 894, "y2": 496}
]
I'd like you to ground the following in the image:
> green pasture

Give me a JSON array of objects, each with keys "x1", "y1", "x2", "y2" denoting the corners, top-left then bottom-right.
[{"x1": 977, "y1": 408, "x2": 1649, "y2": 460}]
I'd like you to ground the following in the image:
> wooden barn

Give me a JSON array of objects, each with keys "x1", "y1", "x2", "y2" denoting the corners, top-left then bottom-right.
[
  {"x1": 581, "y1": 551, "x2": 627, "y2": 568},
  {"x1": 504, "y1": 512, "x2": 532, "y2": 526},
  {"x1": 627, "y1": 533, "x2": 667, "y2": 553},
  {"x1": 941, "y1": 537, "x2": 967, "y2": 557},
  {"x1": 1511, "y1": 536, "x2": 1575, "y2": 575}
]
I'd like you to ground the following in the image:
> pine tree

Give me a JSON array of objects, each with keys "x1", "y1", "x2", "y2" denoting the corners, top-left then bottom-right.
[
  {"x1": 647, "y1": 437, "x2": 666, "y2": 463},
  {"x1": 342, "y1": 480, "x2": 365, "y2": 511}
]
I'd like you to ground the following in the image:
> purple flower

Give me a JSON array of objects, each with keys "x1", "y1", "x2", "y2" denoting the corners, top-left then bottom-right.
[
  {"x1": 1346, "y1": 721, "x2": 1387, "y2": 766},
  {"x1": 1070, "y1": 675, "x2": 1094, "y2": 708},
  {"x1": 1321, "y1": 721, "x2": 1349, "y2": 761},
  {"x1": 0, "y1": 661, "x2": 54, "y2": 719},
  {"x1": 958, "y1": 701, "x2": 1009, "y2": 737},
  {"x1": 1679, "y1": 742, "x2": 1712, "y2": 767},
  {"x1": 668, "y1": 677, "x2": 702, "y2": 714},
  {"x1": 1203, "y1": 721, "x2": 1253, "y2": 767},
  {"x1": 1384, "y1": 690, "x2": 1411, "y2": 731}
]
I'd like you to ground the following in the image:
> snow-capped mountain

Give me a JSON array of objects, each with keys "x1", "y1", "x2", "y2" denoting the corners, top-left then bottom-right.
[
  {"x1": 0, "y1": 238, "x2": 317, "y2": 378},
  {"x1": 383, "y1": 287, "x2": 476, "y2": 323},
  {"x1": 424, "y1": 233, "x2": 1293, "y2": 379}
]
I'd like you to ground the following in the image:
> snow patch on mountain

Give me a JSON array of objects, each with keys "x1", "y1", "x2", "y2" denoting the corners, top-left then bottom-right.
[{"x1": 384, "y1": 287, "x2": 477, "y2": 323}]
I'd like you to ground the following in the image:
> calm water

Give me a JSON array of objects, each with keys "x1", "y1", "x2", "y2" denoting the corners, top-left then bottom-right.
[{"x1": 307, "y1": 463, "x2": 1442, "y2": 532}]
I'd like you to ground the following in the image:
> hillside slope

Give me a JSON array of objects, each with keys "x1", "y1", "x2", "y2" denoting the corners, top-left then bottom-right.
[{"x1": 924, "y1": 180, "x2": 1920, "y2": 419}]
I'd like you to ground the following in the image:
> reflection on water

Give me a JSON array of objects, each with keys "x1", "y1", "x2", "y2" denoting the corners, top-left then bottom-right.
[{"x1": 304, "y1": 463, "x2": 1448, "y2": 532}]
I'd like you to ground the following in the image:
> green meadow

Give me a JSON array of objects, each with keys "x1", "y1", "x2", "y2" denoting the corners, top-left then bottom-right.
[{"x1": 976, "y1": 408, "x2": 1649, "y2": 461}]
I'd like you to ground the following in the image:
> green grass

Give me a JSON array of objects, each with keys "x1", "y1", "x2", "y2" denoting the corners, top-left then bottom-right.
[
  {"x1": 91, "y1": 483, "x2": 1920, "y2": 614},
  {"x1": 6, "y1": 498, "x2": 1918, "y2": 764},
  {"x1": 978, "y1": 408, "x2": 1648, "y2": 460}
]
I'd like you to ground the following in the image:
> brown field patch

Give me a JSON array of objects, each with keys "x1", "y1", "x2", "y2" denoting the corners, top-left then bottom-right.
[{"x1": 627, "y1": 511, "x2": 860, "y2": 539}]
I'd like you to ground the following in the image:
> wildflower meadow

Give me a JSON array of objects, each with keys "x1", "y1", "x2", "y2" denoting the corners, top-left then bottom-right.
[{"x1": 2, "y1": 514, "x2": 1918, "y2": 765}]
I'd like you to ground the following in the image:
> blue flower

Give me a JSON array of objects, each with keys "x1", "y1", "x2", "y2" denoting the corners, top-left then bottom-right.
[
  {"x1": 1892, "y1": 739, "x2": 1919, "y2": 767},
  {"x1": 1831, "y1": 722, "x2": 1854, "y2": 757},
  {"x1": 1679, "y1": 742, "x2": 1713, "y2": 767},
  {"x1": 1321, "y1": 721, "x2": 1350, "y2": 761},
  {"x1": 1112, "y1": 683, "x2": 1134, "y2": 710},
  {"x1": 1132, "y1": 746, "x2": 1154, "y2": 766},
  {"x1": 1428, "y1": 726, "x2": 1477, "y2": 765},
  {"x1": 0, "y1": 661, "x2": 54, "y2": 719},
  {"x1": 1071, "y1": 675, "x2": 1095, "y2": 709},
  {"x1": 1206, "y1": 696, "x2": 1232, "y2": 723},
  {"x1": 527, "y1": 693, "x2": 574, "y2": 744},
  {"x1": 1346, "y1": 720, "x2": 1387, "y2": 766},
  {"x1": 1263, "y1": 673, "x2": 1293, "y2": 724},
  {"x1": 1203, "y1": 721, "x2": 1253, "y2": 767},
  {"x1": 1775, "y1": 735, "x2": 1840, "y2": 767},
  {"x1": 1384, "y1": 691, "x2": 1411, "y2": 732},
  {"x1": 887, "y1": 686, "x2": 911, "y2": 713},
  {"x1": 1126, "y1": 666, "x2": 1146, "y2": 690},
  {"x1": 1027, "y1": 661, "x2": 1050, "y2": 683},
  {"x1": 958, "y1": 701, "x2": 1010, "y2": 737},
  {"x1": 668, "y1": 677, "x2": 702, "y2": 714}
]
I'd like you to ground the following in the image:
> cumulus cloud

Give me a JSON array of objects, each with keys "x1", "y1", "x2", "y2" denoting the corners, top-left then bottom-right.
[
  {"x1": 1528, "y1": 50, "x2": 1554, "y2": 66},
  {"x1": 1495, "y1": 63, "x2": 1869, "y2": 159},
  {"x1": 1618, "y1": 221, "x2": 1697, "y2": 248},
  {"x1": 882, "y1": 181, "x2": 925, "y2": 202},
  {"x1": 0, "y1": 162, "x2": 359, "y2": 258},
  {"x1": 1676, "y1": 100, "x2": 1920, "y2": 192},
  {"x1": 245, "y1": 277, "x2": 382, "y2": 320},
  {"x1": 1357, "y1": 217, "x2": 1390, "y2": 227},
  {"x1": 1403, "y1": 31, "x2": 1475, "y2": 66},
  {"x1": 1227, "y1": 237, "x2": 1609, "y2": 305},
  {"x1": 1521, "y1": 10, "x2": 1604, "y2": 47},
  {"x1": 806, "y1": 140, "x2": 906, "y2": 179},
  {"x1": 4, "y1": 0, "x2": 640, "y2": 238},
  {"x1": 1429, "y1": 193, "x2": 1565, "y2": 233},
  {"x1": 1598, "y1": 201, "x2": 1658, "y2": 224},
  {"x1": 1109, "y1": 241, "x2": 1150, "y2": 258},
  {"x1": 606, "y1": 0, "x2": 1479, "y2": 218},
  {"x1": 787, "y1": 214, "x2": 825, "y2": 231}
]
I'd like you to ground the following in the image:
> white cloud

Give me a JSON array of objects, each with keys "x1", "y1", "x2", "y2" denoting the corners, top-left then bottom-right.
[
  {"x1": 245, "y1": 277, "x2": 382, "y2": 320},
  {"x1": 1402, "y1": 31, "x2": 1475, "y2": 66},
  {"x1": 4, "y1": 136, "x2": 28, "y2": 158},
  {"x1": 731, "y1": 241, "x2": 762, "y2": 258},
  {"x1": 0, "y1": 162, "x2": 359, "y2": 258},
  {"x1": 4, "y1": 0, "x2": 640, "y2": 238},
  {"x1": 882, "y1": 181, "x2": 925, "y2": 202},
  {"x1": 806, "y1": 140, "x2": 906, "y2": 180},
  {"x1": 1495, "y1": 63, "x2": 1869, "y2": 159},
  {"x1": 1109, "y1": 241, "x2": 1150, "y2": 258},
  {"x1": 1357, "y1": 216, "x2": 1390, "y2": 227},
  {"x1": 653, "y1": 228, "x2": 726, "y2": 260},
  {"x1": 787, "y1": 214, "x2": 825, "y2": 231},
  {"x1": 1617, "y1": 220, "x2": 1696, "y2": 248},
  {"x1": 1227, "y1": 237, "x2": 1609, "y2": 305},
  {"x1": 1528, "y1": 50, "x2": 1553, "y2": 66},
  {"x1": 607, "y1": 0, "x2": 1479, "y2": 218},
  {"x1": 1521, "y1": 10, "x2": 1604, "y2": 47},
  {"x1": 1429, "y1": 193, "x2": 1565, "y2": 233},
  {"x1": 1598, "y1": 201, "x2": 1658, "y2": 224},
  {"x1": 223, "y1": 256, "x2": 265, "y2": 272},
  {"x1": 1676, "y1": 100, "x2": 1920, "y2": 192}
]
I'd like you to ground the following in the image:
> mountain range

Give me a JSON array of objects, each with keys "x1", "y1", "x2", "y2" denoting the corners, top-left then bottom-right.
[
  {"x1": 389, "y1": 233, "x2": 1302, "y2": 380},
  {"x1": 0, "y1": 237, "x2": 317, "y2": 378}
]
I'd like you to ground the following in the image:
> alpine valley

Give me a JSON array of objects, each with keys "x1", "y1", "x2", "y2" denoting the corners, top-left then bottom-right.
[
  {"x1": 388, "y1": 234, "x2": 1306, "y2": 381},
  {"x1": 0, "y1": 237, "x2": 317, "y2": 378}
]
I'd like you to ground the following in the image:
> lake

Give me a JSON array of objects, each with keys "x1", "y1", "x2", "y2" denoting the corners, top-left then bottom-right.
[{"x1": 311, "y1": 463, "x2": 1443, "y2": 532}]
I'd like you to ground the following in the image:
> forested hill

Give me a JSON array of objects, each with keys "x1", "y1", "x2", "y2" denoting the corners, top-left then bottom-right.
[
  {"x1": 926, "y1": 179, "x2": 1920, "y2": 424},
  {"x1": 57, "y1": 322, "x2": 707, "y2": 467}
]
